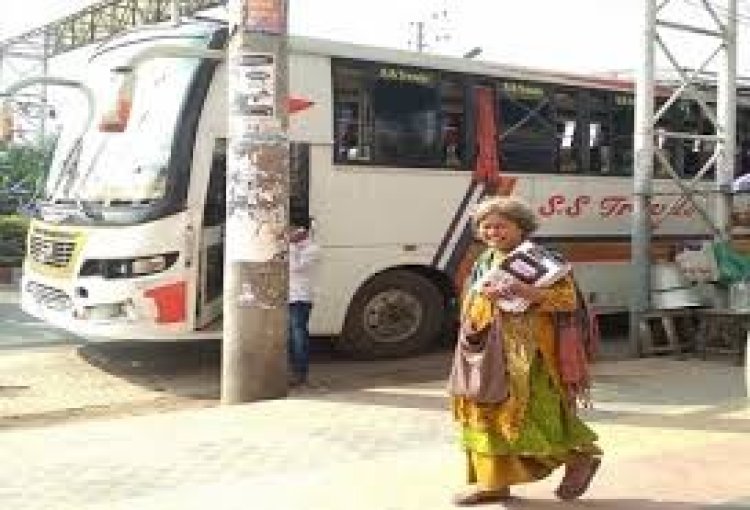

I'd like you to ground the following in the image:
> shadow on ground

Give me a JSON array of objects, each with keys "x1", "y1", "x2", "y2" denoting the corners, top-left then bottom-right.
[
  {"x1": 77, "y1": 339, "x2": 222, "y2": 400},
  {"x1": 75, "y1": 337, "x2": 457, "y2": 402},
  {"x1": 61, "y1": 318, "x2": 747, "y2": 437},
  {"x1": 72, "y1": 313, "x2": 636, "y2": 403}
]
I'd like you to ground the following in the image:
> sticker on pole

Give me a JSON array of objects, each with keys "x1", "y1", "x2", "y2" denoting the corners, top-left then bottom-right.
[
  {"x1": 230, "y1": 53, "x2": 275, "y2": 115},
  {"x1": 242, "y1": 0, "x2": 286, "y2": 34}
]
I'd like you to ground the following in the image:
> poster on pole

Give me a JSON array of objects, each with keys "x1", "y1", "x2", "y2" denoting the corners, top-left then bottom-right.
[
  {"x1": 243, "y1": 0, "x2": 286, "y2": 34},
  {"x1": 229, "y1": 52, "x2": 281, "y2": 135}
]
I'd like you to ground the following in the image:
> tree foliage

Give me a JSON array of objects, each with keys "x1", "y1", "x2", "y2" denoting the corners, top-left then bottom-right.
[
  {"x1": 0, "y1": 138, "x2": 55, "y2": 215},
  {"x1": 0, "y1": 140, "x2": 53, "y2": 265},
  {"x1": 0, "y1": 214, "x2": 29, "y2": 267},
  {"x1": 0, "y1": 138, "x2": 54, "y2": 194}
]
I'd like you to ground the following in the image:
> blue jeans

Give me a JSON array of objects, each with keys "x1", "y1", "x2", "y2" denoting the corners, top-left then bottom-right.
[{"x1": 288, "y1": 301, "x2": 312, "y2": 381}]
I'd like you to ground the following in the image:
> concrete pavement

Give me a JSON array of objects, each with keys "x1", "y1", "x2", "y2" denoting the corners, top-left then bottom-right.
[{"x1": 0, "y1": 356, "x2": 748, "y2": 510}]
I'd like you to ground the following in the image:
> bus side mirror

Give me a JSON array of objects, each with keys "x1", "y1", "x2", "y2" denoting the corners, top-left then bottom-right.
[
  {"x1": 98, "y1": 70, "x2": 133, "y2": 133},
  {"x1": 0, "y1": 102, "x2": 14, "y2": 142}
]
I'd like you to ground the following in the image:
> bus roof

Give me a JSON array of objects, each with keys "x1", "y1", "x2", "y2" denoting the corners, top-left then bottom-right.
[
  {"x1": 90, "y1": 19, "x2": 749, "y2": 103},
  {"x1": 288, "y1": 34, "x2": 637, "y2": 93},
  {"x1": 290, "y1": 34, "x2": 750, "y2": 105}
]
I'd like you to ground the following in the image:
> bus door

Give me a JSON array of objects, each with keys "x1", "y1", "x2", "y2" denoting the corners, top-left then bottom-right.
[{"x1": 197, "y1": 138, "x2": 226, "y2": 328}]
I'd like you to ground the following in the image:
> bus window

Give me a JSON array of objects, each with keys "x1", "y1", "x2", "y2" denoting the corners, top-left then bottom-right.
[
  {"x1": 333, "y1": 63, "x2": 371, "y2": 163},
  {"x1": 563, "y1": 121, "x2": 577, "y2": 146},
  {"x1": 440, "y1": 78, "x2": 466, "y2": 168},
  {"x1": 333, "y1": 61, "x2": 443, "y2": 167},
  {"x1": 554, "y1": 90, "x2": 581, "y2": 173},
  {"x1": 652, "y1": 98, "x2": 720, "y2": 180},
  {"x1": 202, "y1": 138, "x2": 226, "y2": 305},
  {"x1": 738, "y1": 108, "x2": 750, "y2": 177},
  {"x1": 679, "y1": 102, "x2": 715, "y2": 179},
  {"x1": 498, "y1": 81, "x2": 556, "y2": 173},
  {"x1": 653, "y1": 99, "x2": 680, "y2": 178},
  {"x1": 202, "y1": 138, "x2": 226, "y2": 228},
  {"x1": 589, "y1": 122, "x2": 608, "y2": 173},
  {"x1": 612, "y1": 94, "x2": 634, "y2": 175},
  {"x1": 371, "y1": 73, "x2": 441, "y2": 166},
  {"x1": 588, "y1": 91, "x2": 611, "y2": 174}
]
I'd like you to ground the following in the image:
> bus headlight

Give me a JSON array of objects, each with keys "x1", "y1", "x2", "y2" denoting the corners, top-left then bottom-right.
[
  {"x1": 131, "y1": 255, "x2": 168, "y2": 275},
  {"x1": 80, "y1": 252, "x2": 179, "y2": 279}
]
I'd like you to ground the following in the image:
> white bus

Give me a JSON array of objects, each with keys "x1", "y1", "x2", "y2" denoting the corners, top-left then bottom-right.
[{"x1": 18, "y1": 20, "x2": 750, "y2": 358}]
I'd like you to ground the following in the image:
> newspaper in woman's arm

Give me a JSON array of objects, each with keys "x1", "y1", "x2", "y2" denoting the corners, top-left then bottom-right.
[{"x1": 474, "y1": 241, "x2": 571, "y2": 312}]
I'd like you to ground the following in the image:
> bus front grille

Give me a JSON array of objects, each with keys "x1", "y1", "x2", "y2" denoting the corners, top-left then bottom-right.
[
  {"x1": 25, "y1": 281, "x2": 73, "y2": 312},
  {"x1": 29, "y1": 232, "x2": 76, "y2": 268}
]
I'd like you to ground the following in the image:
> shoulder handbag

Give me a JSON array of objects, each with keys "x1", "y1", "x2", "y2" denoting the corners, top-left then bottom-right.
[{"x1": 447, "y1": 314, "x2": 509, "y2": 404}]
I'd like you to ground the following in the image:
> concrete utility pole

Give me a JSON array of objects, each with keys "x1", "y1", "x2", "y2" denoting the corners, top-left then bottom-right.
[{"x1": 223, "y1": 0, "x2": 289, "y2": 403}]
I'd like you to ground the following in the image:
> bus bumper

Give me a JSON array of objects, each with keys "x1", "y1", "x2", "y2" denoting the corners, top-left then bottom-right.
[{"x1": 20, "y1": 272, "x2": 202, "y2": 341}]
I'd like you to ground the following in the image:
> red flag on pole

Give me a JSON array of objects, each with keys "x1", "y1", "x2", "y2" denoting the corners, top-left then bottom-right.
[{"x1": 287, "y1": 96, "x2": 314, "y2": 114}]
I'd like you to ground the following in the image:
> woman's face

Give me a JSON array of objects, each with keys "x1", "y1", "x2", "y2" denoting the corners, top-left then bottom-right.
[{"x1": 478, "y1": 213, "x2": 524, "y2": 251}]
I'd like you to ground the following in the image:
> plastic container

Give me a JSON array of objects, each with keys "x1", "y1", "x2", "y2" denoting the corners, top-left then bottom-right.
[
  {"x1": 650, "y1": 263, "x2": 703, "y2": 309},
  {"x1": 729, "y1": 280, "x2": 750, "y2": 311}
]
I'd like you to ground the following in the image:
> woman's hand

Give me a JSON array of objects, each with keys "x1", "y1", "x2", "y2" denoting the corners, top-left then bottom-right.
[
  {"x1": 480, "y1": 281, "x2": 512, "y2": 301},
  {"x1": 481, "y1": 280, "x2": 542, "y2": 304},
  {"x1": 505, "y1": 280, "x2": 543, "y2": 303}
]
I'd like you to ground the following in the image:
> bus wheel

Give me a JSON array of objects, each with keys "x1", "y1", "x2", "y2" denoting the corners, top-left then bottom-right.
[{"x1": 339, "y1": 270, "x2": 445, "y2": 359}]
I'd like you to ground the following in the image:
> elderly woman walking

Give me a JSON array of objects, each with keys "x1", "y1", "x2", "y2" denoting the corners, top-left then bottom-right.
[{"x1": 448, "y1": 195, "x2": 601, "y2": 505}]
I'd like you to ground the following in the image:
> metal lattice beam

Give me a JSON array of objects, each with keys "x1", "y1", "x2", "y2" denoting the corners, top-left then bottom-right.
[
  {"x1": 0, "y1": 0, "x2": 226, "y2": 143},
  {"x1": 1, "y1": 0, "x2": 226, "y2": 59}
]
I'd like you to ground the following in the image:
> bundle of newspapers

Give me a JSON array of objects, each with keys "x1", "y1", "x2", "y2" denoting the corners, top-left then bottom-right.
[{"x1": 474, "y1": 241, "x2": 571, "y2": 312}]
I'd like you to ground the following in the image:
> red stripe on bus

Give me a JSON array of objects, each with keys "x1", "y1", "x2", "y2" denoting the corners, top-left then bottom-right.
[{"x1": 551, "y1": 238, "x2": 750, "y2": 263}]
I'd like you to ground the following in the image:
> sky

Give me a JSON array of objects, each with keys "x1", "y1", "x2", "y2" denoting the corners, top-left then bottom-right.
[{"x1": 1, "y1": 0, "x2": 749, "y2": 78}]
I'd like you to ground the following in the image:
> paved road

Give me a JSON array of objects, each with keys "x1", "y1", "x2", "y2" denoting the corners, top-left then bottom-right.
[
  {"x1": 0, "y1": 357, "x2": 747, "y2": 510},
  {"x1": 1, "y1": 282, "x2": 748, "y2": 508}
]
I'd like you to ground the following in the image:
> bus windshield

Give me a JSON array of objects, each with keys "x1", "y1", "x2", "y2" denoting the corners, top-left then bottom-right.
[{"x1": 45, "y1": 32, "x2": 211, "y2": 206}]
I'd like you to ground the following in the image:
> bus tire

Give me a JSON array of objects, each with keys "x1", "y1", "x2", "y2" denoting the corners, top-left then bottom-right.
[{"x1": 339, "y1": 269, "x2": 445, "y2": 359}]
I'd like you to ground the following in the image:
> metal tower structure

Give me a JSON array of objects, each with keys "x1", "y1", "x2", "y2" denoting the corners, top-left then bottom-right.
[
  {"x1": 632, "y1": 0, "x2": 738, "y2": 353},
  {"x1": 0, "y1": 0, "x2": 226, "y2": 142}
]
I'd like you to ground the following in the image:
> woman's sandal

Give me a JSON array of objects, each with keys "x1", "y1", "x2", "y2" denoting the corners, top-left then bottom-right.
[
  {"x1": 452, "y1": 486, "x2": 512, "y2": 506},
  {"x1": 555, "y1": 456, "x2": 601, "y2": 501}
]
